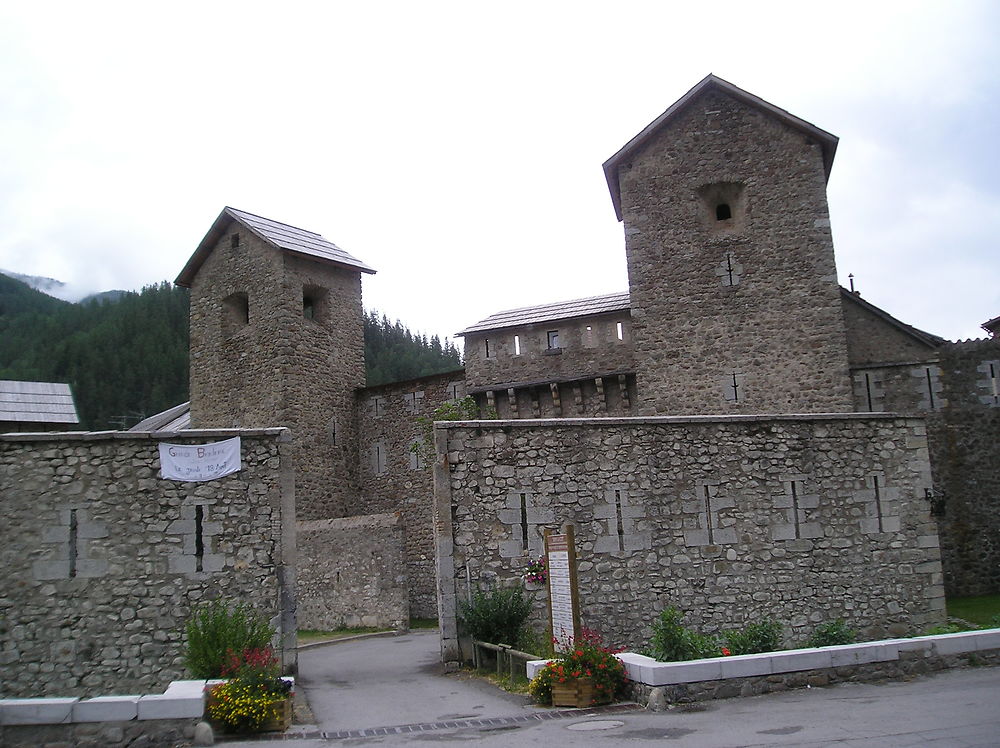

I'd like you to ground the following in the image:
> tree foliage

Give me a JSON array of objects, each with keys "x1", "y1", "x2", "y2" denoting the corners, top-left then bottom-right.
[{"x1": 0, "y1": 274, "x2": 462, "y2": 430}]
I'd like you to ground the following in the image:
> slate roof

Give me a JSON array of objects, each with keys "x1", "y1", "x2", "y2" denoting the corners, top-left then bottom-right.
[
  {"x1": 0, "y1": 380, "x2": 80, "y2": 425},
  {"x1": 603, "y1": 74, "x2": 840, "y2": 221},
  {"x1": 129, "y1": 401, "x2": 191, "y2": 432},
  {"x1": 457, "y1": 292, "x2": 630, "y2": 336},
  {"x1": 176, "y1": 207, "x2": 375, "y2": 287},
  {"x1": 840, "y1": 289, "x2": 946, "y2": 348}
]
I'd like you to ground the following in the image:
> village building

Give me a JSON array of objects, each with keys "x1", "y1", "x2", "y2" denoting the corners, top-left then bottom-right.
[{"x1": 0, "y1": 380, "x2": 80, "y2": 432}]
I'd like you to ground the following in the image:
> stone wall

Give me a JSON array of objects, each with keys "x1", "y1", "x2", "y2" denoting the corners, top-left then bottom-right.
[
  {"x1": 356, "y1": 370, "x2": 466, "y2": 619},
  {"x1": 618, "y1": 88, "x2": 853, "y2": 416},
  {"x1": 0, "y1": 429, "x2": 297, "y2": 698},
  {"x1": 433, "y1": 415, "x2": 945, "y2": 663},
  {"x1": 187, "y1": 224, "x2": 366, "y2": 520},
  {"x1": 296, "y1": 513, "x2": 409, "y2": 630},
  {"x1": 927, "y1": 338, "x2": 1000, "y2": 596},
  {"x1": 841, "y1": 293, "x2": 940, "y2": 366},
  {"x1": 463, "y1": 310, "x2": 634, "y2": 392}
]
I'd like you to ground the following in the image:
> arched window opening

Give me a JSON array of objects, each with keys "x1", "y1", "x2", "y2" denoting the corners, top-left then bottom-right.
[{"x1": 716, "y1": 203, "x2": 732, "y2": 221}]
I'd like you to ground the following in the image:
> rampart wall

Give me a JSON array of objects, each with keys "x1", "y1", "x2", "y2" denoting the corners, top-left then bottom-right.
[
  {"x1": 0, "y1": 429, "x2": 296, "y2": 698},
  {"x1": 433, "y1": 415, "x2": 945, "y2": 663},
  {"x1": 296, "y1": 513, "x2": 409, "y2": 630},
  {"x1": 356, "y1": 370, "x2": 466, "y2": 619}
]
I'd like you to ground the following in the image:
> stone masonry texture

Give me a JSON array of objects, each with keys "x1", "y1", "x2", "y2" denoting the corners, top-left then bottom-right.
[
  {"x1": 618, "y1": 89, "x2": 853, "y2": 415},
  {"x1": 187, "y1": 224, "x2": 365, "y2": 521},
  {"x1": 434, "y1": 416, "x2": 945, "y2": 660},
  {"x1": 0, "y1": 429, "x2": 296, "y2": 698},
  {"x1": 356, "y1": 370, "x2": 466, "y2": 619}
]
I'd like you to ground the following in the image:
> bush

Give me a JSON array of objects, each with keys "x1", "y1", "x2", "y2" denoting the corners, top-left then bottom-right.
[
  {"x1": 724, "y1": 620, "x2": 782, "y2": 655},
  {"x1": 648, "y1": 607, "x2": 722, "y2": 662},
  {"x1": 807, "y1": 619, "x2": 857, "y2": 647},
  {"x1": 459, "y1": 584, "x2": 531, "y2": 646},
  {"x1": 185, "y1": 600, "x2": 274, "y2": 678},
  {"x1": 206, "y1": 649, "x2": 292, "y2": 734}
]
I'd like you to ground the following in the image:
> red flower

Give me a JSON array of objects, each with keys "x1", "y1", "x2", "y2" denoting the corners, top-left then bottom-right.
[{"x1": 721, "y1": 647, "x2": 731, "y2": 656}]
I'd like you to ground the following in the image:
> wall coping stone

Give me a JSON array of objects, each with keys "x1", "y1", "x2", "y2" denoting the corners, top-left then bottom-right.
[
  {"x1": 526, "y1": 628, "x2": 1000, "y2": 685},
  {"x1": 0, "y1": 427, "x2": 291, "y2": 443},
  {"x1": 297, "y1": 512, "x2": 402, "y2": 533},
  {"x1": 0, "y1": 677, "x2": 294, "y2": 726},
  {"x1": 436, "y1": 413, "x2": 918, "y2": 429}
]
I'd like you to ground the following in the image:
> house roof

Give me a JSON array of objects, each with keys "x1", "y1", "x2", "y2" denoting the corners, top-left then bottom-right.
[
  {"x1": 0, "y1": 380, "x2": 80, "y2": 425},
  {"x1": 129, "y1": 401, "x2": 191, "y2": 432},
  {"x1": 457, "y1": 291, "x2": 630, "y2": 336},
  {"x1": 175, "y1": 207, "x2": 376, "y2": 288},
  {"x1": 840, "y1": 288, "x2": 946, "y2": 348},
  {"x1": 602, "y1": 74, "x2": 840, "y2": 221},
  {"x1": 982, "y1": 315, "x2": 1000, "y2": 336}
]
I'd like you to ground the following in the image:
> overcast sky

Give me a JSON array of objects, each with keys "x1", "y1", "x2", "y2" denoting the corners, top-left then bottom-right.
[{"x1": 1, "y1": 1, "x2": 997, "y2": 345}]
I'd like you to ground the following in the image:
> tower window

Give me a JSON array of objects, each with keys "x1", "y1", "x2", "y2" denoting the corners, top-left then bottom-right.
[
  {"x1": 513, "y1": 335, "x2": 521, "y2": 355},
  {"x1": 303, "y1": 285, "x2": 329, "y2": 323},
  {"x1": 715, "y1": 203, "x2": 732, "y2": 221},
  {"x1": 547, "y1": 330, "x2": 560, "y2": 350},
  {"x1": 230, "y1": 234, "x2": 240, "y2": 249},
  {"x1": 222, "y1": 292, "x2": 249, "y2": 337}
]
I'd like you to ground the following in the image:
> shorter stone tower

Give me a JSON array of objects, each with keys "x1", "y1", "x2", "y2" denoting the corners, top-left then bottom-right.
[
  {"x1": 604, "y1": 75, "x2": 854, "y2": 415},
  {"x1": 176, "y1": 207, "x2": 376, "y2": 519}
]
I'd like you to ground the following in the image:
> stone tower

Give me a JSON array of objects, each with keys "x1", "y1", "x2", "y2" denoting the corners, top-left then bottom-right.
[
  {"x1": 176, "y1": 207, "x2": 375, "y2": 519},
  {"x1": 604, "y1": 75, "x2": 853, "y2": 415}
]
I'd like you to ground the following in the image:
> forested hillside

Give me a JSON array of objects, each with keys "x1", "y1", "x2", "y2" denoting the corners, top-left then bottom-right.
[{"x1": 0, "y1": 274, "x2": 462, "y2": 429}]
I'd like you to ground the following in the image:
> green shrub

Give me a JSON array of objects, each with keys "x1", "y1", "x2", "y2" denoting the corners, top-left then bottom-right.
[
  {"x1": 185, "y1": 600, "x2": 274, "y2": 678},
  {"x1": 725, "y1": 620, "x2": 783, "y2": 655},
  {"x1": 459, "y1": 584, "x2": 531, "y2": 646},
  {"x1": 648, "y1": 607, "x2": 721, "y2": 662},
  {"x1": 807, "y1": 619, "x2": 857, "y2": 647}
]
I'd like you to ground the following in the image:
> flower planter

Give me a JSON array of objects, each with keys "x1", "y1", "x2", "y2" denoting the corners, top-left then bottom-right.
[
  {"x1": 205, "y1": 691, "x2": 293, "y2": 734},
  {"x1": 551, "y1": 677, "x2": 611, "y2": 708}
]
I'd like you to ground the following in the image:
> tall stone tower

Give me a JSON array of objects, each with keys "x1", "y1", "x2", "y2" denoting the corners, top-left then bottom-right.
[
  {"x1": 604, "y1": 75, "x2": 853, "y2": 415},
  {"x1": 176, "y1": 207, "x2": 375, "y2": 519}
]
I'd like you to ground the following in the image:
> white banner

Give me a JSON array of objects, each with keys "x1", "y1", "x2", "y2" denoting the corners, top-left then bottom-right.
[{"x1": 158, "y1": 437, "x2": 242, "y2": 482}]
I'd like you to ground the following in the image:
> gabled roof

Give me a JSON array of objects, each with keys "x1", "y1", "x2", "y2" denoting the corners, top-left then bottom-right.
[
  {"x1": 603, "y1": 74, "x2": 840, "y2": 221},
  {"x1": 0, "y1": 380, "x2": 80, "y2": 425},
  {"x1": 457, "y1": 291, "x2": 630, "y2": 336},
  {"x1": 129, "y1": 401, "x2": 191, "y2": 432},
  {"x1": 175, "y1": 207, "x2": 375, "y2": 288},
  {"x1": 840, "y1": 288, "x2": 946, "y2": 348}
]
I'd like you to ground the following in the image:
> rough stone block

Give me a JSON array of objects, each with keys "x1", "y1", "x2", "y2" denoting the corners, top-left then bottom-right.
[
  {"x1": 0, "y1": 697, "x2": 78, "y2": 725},
  {"x1": 770, "y1": 524, "x2": 796, "y2": 541},
  {"x1": 168, "y1": 555, "x2": 197, "y2": 574},
  {"x1": 684, "y1": 530, "x2": 709, "y2": 547},
  {"x1": 137, "y1": 693, "x2": 204, "y2": 720},
  {"x1": 526, "y1": 659, "x2": 553, "y2": 680},
  {"x1": 32, "y1": 560, "x2": 70, "y2": 580},
  {"x1": 72, "y1": 695, "x2": 140, "y2": 722},
  {"x1": 164, "y1": 680, "x2": 208, "y2": 697}
]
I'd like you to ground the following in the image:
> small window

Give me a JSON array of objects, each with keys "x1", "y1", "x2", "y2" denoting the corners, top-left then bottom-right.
[
  {"x1": 230, "y1": 234, "x2": 240, "y2": 249},
  {"x1": 303, "y1": 285, "x2": 328, "y2": 322},
  {"x1": 547, "y1": 330, "x2": 560, "y2": 350},
  {"x1": 514, "y1": 335, "x2": 521, "y2": 355},
  {"x1": 583, "y1": 325, "x2": 594, "y2": 348},
  {"x1": 715, "y1": 203, "x2": 732, "y2": 221},
  {"x1": 222, "y1": 292, "x2": 249, "y2": 337},
  {"x1": 485, "y1": 338, "x2": 494, "y2": 358},
  {"x1": 616, "y1": 321, "x2": 624, "y2": 341}
]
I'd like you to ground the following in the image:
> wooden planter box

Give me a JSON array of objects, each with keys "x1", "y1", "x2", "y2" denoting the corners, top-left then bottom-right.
[{"x1": 551, "y1": 678, "x2": 611, "y2": 708}]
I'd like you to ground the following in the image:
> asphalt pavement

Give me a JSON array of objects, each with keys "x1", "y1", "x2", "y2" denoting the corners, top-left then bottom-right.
[{"x1": 217, "y1": 629, "x2": 1000, "y2": 747}]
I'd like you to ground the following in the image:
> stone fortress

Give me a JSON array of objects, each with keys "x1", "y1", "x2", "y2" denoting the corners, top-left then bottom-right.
[
  {"x1": 154, "y1": 74, "x2": 1000, "y2": 638},
  {"x1": 3, "y1": 75, "x2": 997, "y2": 697}
]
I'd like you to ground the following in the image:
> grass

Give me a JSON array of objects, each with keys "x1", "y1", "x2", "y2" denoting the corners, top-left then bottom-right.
[
  {"x1": 410, "y1": 618, "x2": 439, "y2": 629},
  {"x1": 946, "y1": 595, "x2": 1000, "y2": 627},
  {"x1": 298, "y1": 627, "x2": 388, "y2": 643}
]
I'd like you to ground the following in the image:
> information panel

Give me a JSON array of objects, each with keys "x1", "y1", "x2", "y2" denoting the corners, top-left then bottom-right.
[{"x1": 545, "y1": 526, "x2": 581, "y2": 650}]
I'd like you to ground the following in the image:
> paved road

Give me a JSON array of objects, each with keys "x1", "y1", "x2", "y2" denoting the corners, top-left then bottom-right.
[{"x1": 218, "y1": 630, "x2": 1000, "y2": 746}]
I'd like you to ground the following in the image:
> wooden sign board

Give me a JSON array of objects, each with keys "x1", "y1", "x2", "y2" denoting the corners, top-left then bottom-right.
[{"x1": 545, "y1": 525, "x2": 581, "y2": 651}]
